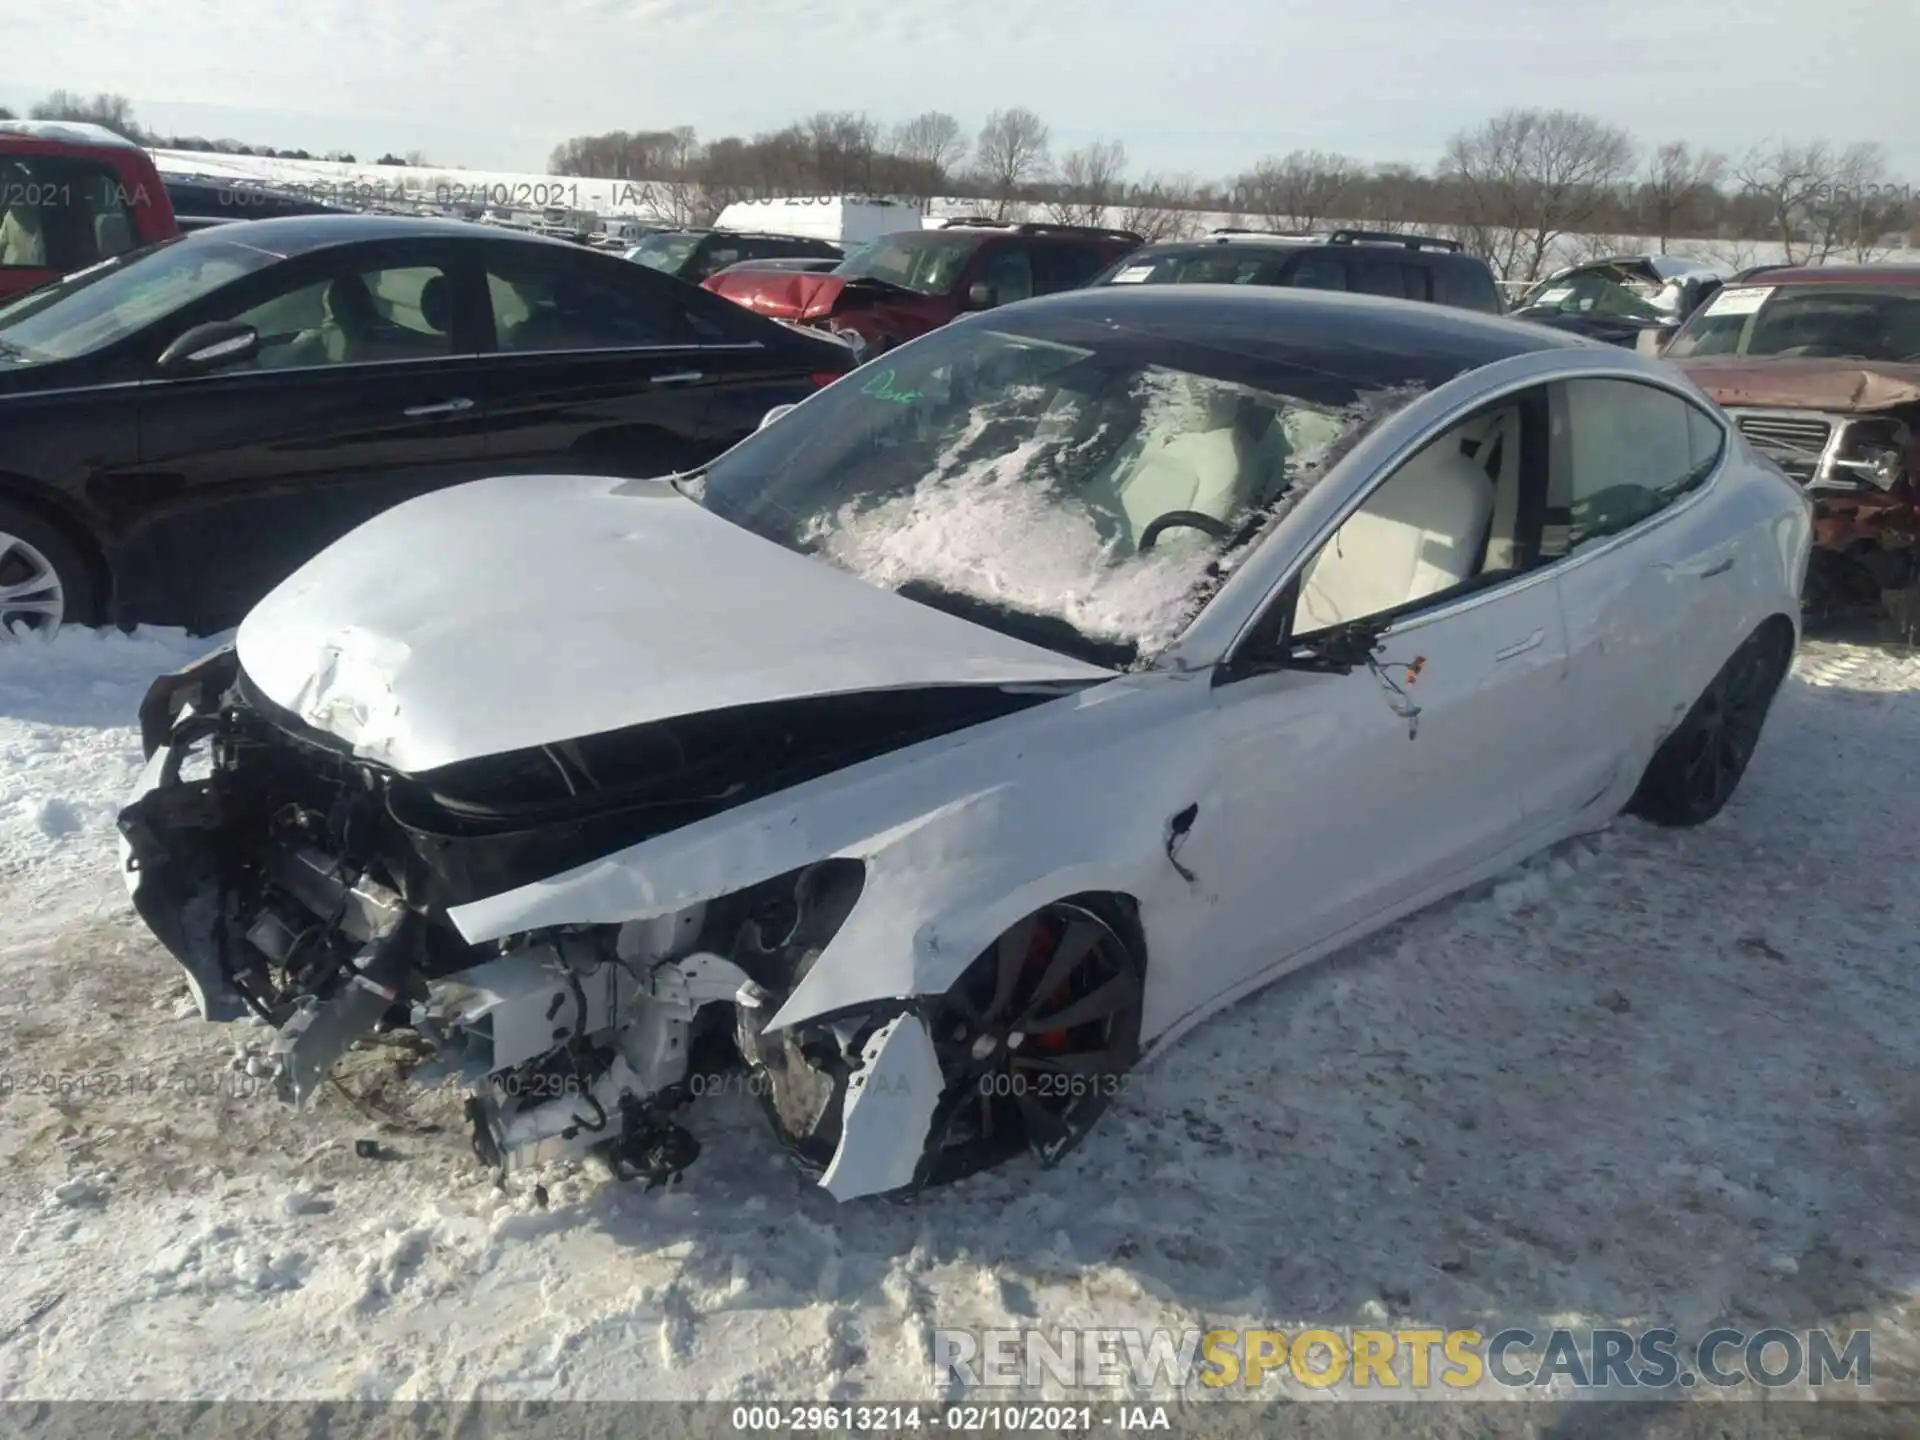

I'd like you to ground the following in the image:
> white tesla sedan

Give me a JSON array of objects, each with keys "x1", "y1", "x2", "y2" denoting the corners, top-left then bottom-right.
[{"x1": 118, "y1": 285, "x2": 1812, "y2": 1200}]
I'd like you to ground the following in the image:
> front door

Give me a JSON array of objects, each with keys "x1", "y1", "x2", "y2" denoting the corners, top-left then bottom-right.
[
  {"x1": 1168, "y1": 404, "x2": 1574, "y2": 1001},
  {"x1": 121, "y1": 243, "x2": 496, "y2": 628}
]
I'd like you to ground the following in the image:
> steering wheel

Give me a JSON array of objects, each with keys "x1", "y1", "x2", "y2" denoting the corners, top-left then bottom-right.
[{"x1": 1138, "y1": 510, "x2": 1234, "y2": 552}]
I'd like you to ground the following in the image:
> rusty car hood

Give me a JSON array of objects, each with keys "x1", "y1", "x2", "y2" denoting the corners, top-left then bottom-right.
[{"x1": 1673, "y1": 357, "x2": 1920, "y2": 413}]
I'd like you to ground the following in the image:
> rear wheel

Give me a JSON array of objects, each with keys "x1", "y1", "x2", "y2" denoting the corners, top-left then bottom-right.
[
  {"x1": 912, "y1": 901, "x2": 1144, "y2": 1190},
  {"x1": 1627, "y1": 623, "x2": 1792, "y2": 827},
  {"x1": 0, "y1": 503, "x2": 96, "y2": 639}
]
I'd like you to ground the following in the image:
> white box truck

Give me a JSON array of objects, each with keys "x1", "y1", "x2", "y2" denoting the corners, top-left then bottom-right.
[{"x1": 710, "y1": 196, "x2": 923, "y2": 246}]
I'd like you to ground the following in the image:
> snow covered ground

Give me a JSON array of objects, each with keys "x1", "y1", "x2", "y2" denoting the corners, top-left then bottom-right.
[{"x1": 0, "y1": 623, "x2": 1916, "y2": 1418}]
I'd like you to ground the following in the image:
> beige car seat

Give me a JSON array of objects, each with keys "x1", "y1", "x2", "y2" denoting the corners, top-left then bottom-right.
[
  {"x1": 0, "y1": 204, "x2": 46, "y2": 266},
  {"x1": 1295, "y1": 434, "x2": 1496, "y2": 633}
]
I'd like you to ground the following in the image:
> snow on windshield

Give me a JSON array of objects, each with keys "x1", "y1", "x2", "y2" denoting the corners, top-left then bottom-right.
[
  {"x1": 807, "y1": 430, "x2": 1210, "y2": 653},
  {"x1": 806, "y1": 371, "x2": 1403, "y2": 656}
]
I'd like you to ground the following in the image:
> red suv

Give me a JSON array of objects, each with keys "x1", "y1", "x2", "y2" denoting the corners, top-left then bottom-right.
[
  {"x1": 703, "y1": 218, "x2": 1142, "y2": 356},
  {"x1": 0, "y1": 122, "x2": 178, "y2": 302}
]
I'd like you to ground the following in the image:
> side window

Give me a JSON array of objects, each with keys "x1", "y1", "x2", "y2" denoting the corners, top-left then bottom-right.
[
  {"x1": 1350, "y1": 254, "x2": 1421, "y2": 299},
  {"x1": 1287, "y1": 254, "x2": 1347, "y2": 291},
  {"x1": 1433, "y1": 261, "x2": 1500, "y2": 313},
  {"x1": 701, "y1": 242, "x2": 742, "y2": 276},
  {"x1": 215, "y1": 260, "x2": 454, "y2": 370},
  {"x1": 978, "y1": 245, "x2": 1036, "y2": 305},
  {"x1": 487, "y1": 252, "x2": 688, "y2": 351},
  {"x1": 1542, "y1": 378, "x2": 1724, "y2": 557},
  {"x1": 0, "y1": 156, "x2": 138, "y2": 271},
  {"x1": 1031, "y1": 243, "x2": 1108, "y2": 294}
]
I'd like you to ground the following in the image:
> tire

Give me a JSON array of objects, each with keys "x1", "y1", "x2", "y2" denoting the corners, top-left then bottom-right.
[
  {"x1": 0, "y1": 501, "x2": 97, "y2": 638},
  {"x1": 909, "y1": 898, "x2": 1145, "y2": 1192},
  {"x1": 1626, "y1": 622, "x2": 1793, "y2": 828}
]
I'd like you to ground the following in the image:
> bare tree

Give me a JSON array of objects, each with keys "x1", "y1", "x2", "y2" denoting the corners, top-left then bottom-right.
[
  {"x1": 1115, "y1": 173, "x2": 1198, "y2": 241},
  {"x1": 1440, "y1": 108, "x2": 1637, "y2": 282},
  {"x1": 403, "y1": 149, "x2": 430, "y2": 168},
  {"x1": 1639, "y1": 141, "x2": 1727, "y2": 252},
  {"x1": 890, "y1": 111, "x2": 966, "y2": 207},
  {"x1": 1803, "y1": 142, "x2": 1894, "y2": 262},
  {"x1": 28, "y1": 90, "x2": 146, "y2": 142},
  {"x1": 1355, "y1": 164, "x2": 1422, "y2": 233},
  {"x1": 801, "y1": 111, "x2": 881, "y2": 194},
  {"x1": 973, "y1": 107, "x2": 1052, "y2": 220},
  {"x1": 1734, "y1": 140, "x2": 1837, "y2": 263},
  {"x1": 1048, "y1": 138, "x2": 1128, "y2": 226},
  {"x1": 1699, "y1": 234, "x2": 1761, "y2": 272},
  {"x1": 1233, "y1": 149, "x2": 1360, "y2": 230},
  {"x1": 0, "y1": 106, "x2": 14, "y2": 121},
  {"x1": 658, "y1": 126, "x2": 715, "y2": 225}
]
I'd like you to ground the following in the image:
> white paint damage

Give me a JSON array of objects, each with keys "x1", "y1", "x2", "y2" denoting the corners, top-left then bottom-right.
[{"x1": 819, "y1": 1014, "x2": 945, "y2": 1202}]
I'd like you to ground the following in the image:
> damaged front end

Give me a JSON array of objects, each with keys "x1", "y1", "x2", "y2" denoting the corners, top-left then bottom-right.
[
  {"x1": 117, "y1": 647, "x2": 1031, "y2": 1196},
  {"x1": 1729, "y1": 402, "x2": 1920, "y2": 620}
]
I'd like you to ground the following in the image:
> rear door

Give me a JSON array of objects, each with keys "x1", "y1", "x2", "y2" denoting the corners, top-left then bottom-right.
[
  {"x1": 1542, "y1": 375, "x2": 1736, "y2": 817},
  {"x1": 122, "y1": 239, "x2": 497, "y2": 628},
  {"x1": 473, "y1": 242, "x2": 833, "y2": 479}
]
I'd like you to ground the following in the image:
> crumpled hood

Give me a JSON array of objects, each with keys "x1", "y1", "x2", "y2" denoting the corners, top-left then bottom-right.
[
  {"x1": 1674, "y1": 357, "x2": 1920, "y2": 413},
  {"x1": 234, "y1": 474, "x2": 1112, "y2": 773},
  {"x1": 704, "y1": 268, "x2": 848, "y2": 320}
]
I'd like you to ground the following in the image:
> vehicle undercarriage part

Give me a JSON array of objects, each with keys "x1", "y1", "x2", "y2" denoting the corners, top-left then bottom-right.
[{"x1": 117, "y1": 648, "x2": 1058, "y2": 1195}]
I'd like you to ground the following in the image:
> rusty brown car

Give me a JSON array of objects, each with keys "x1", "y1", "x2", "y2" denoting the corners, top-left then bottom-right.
[{"x1": 1666, "y1": 264, "x2": 1920, "y2": 623}]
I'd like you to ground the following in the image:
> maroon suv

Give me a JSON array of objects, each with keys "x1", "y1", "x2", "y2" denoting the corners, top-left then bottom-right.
[{"x1": 703, "y1": 218, "x2": 1142, "y2": 356}]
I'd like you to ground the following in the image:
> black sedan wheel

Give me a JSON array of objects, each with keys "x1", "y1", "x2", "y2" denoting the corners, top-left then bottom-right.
[
  {"x1": 0, "y1": 503, "x2": 95, "y2": 638},
  {"x1": 912, "y1": 901, "x2": 1144, "y2": 1189},
  {"x1": 1628, "y1": 623, "x2": 1792, "y2": 827}
]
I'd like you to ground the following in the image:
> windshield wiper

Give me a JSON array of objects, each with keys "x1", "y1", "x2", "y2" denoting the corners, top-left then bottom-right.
[{"x1": 838, "y1": 274, "x2": 920, "y2": 297}]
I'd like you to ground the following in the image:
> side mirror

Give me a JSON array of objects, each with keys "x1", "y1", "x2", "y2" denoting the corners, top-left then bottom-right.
[
  {"x1": 758, "y1": 403, "x2": 797, "y2": 432},
  {"x1": 966, "y1": 281, "x2": 994, "y2": 309},
  {"x1": 156, "y1": 321, "x2": 259, "y2": 377},
  {"x1": 1224, "y1": 613, "x2": 1388, "y2": 681},
  {"x1": 1287, "y1": 618, "x2": 1388, "y2": 673}
]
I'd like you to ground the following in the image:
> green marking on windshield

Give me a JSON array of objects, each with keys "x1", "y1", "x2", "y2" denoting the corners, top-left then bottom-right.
[{"x1": 859, "y1": 368, "x2": 921, "y2": 404}]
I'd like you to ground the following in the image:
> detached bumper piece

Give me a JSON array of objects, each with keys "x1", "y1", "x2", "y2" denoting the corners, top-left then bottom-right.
[{"x1": 115, "y1": 655, "x2": 931, "y2": 1198}]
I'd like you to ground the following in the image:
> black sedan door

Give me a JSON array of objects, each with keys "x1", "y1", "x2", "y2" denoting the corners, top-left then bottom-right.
[
  {"x1": 470, "y1": 243, "x2": 848, "y2": 482},
  {"x1": 119, "y1": 239, "x2": 497, "y2": 629}
]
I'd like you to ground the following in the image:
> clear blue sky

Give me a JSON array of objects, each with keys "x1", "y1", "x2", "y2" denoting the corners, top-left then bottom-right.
[{"x1": 5, "y1": 0, "x2": 1915, "y2": 179}]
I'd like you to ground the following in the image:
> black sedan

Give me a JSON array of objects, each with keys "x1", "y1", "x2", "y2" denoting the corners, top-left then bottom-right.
[{"x1": 0, "y1": 215, "x2": 856, "y2": 634}]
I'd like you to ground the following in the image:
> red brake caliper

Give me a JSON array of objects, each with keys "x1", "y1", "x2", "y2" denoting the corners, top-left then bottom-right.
[{"x1": 1022, "y1": 917, "x2": 1075, "y2": 1053}]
